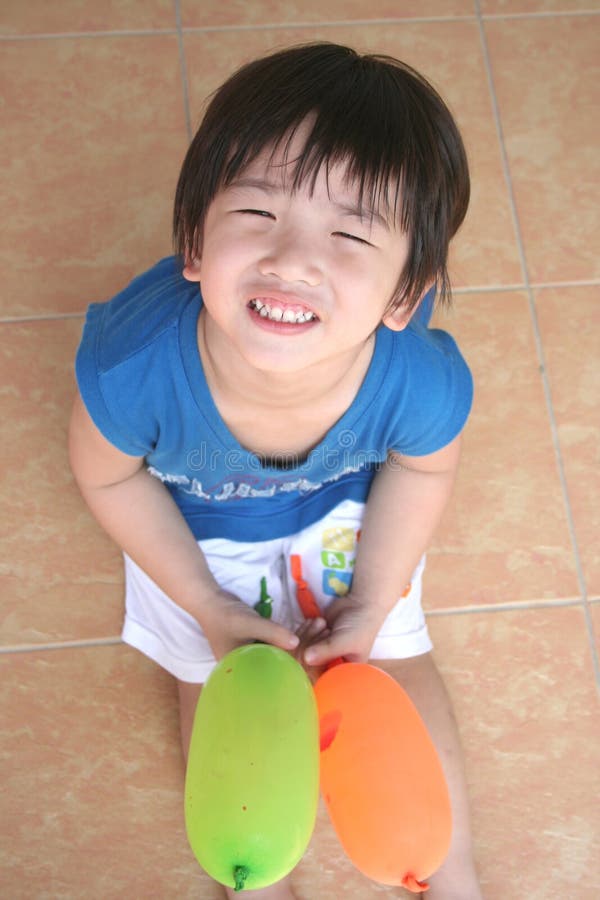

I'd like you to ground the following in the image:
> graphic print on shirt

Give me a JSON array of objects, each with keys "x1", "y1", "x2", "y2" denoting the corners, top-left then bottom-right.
[
  {"x1": 320, "y1": 526, "x2": 358, "y2": 597},
  {"x1": 147, "y1": 463, "x2": 365, "y2": 502}
]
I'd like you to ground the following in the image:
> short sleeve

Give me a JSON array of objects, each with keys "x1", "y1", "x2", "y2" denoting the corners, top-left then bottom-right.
[
  {"x1": 387, "y1": 325, "x2": 473, "y2": 457},
  {"x1": 74, "y1": 258, "x2": 185, "y2": 456},
  {"x1": 75, "y1": 303, "x2": 158, "y2": 456}
]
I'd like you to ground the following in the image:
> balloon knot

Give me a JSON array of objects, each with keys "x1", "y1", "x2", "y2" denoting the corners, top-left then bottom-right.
[
  {"x1": 401, "y1": 873, "x2": 429, "y2": 893},
  {"x1": 233, "y1": 865, "x2": 250, "y2": 891}
]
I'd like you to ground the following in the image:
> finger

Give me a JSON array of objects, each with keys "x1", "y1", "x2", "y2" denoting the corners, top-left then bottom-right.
[
  {"x1": 253, "y1": 616, "x2": 300, "y2": 651},
  {"x1": 297, "y1": 617, "x2": 327, "y2": 639}
]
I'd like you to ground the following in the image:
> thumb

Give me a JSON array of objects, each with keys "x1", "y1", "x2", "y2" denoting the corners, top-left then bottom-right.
[{"x1": 304, "y1": 631, "x2": 348, "y2": 667}]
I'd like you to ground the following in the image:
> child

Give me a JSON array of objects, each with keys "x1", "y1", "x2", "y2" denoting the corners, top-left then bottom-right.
[{"x1": 69, "y1": 42, "x2": 482, "y2": 899}]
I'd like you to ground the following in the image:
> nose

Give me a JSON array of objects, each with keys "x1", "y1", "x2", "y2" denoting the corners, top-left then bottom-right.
[{"x1": 258, "y1": 226, "x2": 322, "y2": 286}]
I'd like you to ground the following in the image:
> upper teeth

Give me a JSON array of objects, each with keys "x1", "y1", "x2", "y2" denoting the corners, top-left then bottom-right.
[{"x1": 250, "y1": 299, "x2": 315, "y2": 323}]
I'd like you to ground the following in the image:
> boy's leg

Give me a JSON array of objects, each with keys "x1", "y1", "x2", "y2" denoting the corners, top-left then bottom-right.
[
  {"x1": 177, "y1": 679, "x2": 297, "y2": 900},
  {"x1": 378, "y1": 655, "x2": 482, "y2": 900},
  {"x1": 177, "y1": 679, "x2": 203, "y2": 763}
]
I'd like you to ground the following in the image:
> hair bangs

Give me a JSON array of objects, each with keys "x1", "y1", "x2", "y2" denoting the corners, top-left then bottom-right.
[{"x1": 222, "y1": 93, "x2": 409, "y2": 229}]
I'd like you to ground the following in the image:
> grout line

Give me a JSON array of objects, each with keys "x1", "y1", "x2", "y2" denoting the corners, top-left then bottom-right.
[
  {"x1": 0, "y1": 30, "x2": 178, "y2": 41},
  {"x1": 453, "y1": 284, "x2": 526, "y2": 295},
  {"x1": 0, "y1": 312, "x2": 85, "y2": 324},
  {"x1": 0, "y1": 637, "x2": 123, "y2": 655},
  {"x1": 0, "y1": 17, "x2": 477, "y2": 43},
  {"x1": 174, "y1": 0, "x2": 193, "y2": 143},
  {"x1": 178, "y1": 17, "x2": 477, "y2": 32},
  {"x1": 582, "y1": 604, "x2": 600, "y2": 690},
  {"x1": 521, "y1": 279, "x2": 600, "y2": 290},
  {"x1": 475, "y1": 3, "x2": 600, "y2": 686},
  {"x1": 474, "y1": 3, "x2": 528, "y2": 288},
  {"x1": 451, "y1": 279, "x2": 600, "y2": 295},
  {"x1": 481, "y1": 10, "x2": 600, "y2": 21},
  {"x1": 426, "y1": 597, "x2": 584, "y2": 618},
  {"x1": 1, "y1": 10, "x2": 598, "y2": 43}
]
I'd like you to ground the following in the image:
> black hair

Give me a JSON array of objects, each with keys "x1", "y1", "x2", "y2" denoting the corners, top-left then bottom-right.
[{"x1": 173, "y1": 42, "x2": 469, "y2": 313}]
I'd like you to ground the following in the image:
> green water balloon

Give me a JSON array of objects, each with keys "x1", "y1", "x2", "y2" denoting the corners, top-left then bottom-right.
[{"x1": 185, "y1": 644, "x2": 320, "y2": 891}]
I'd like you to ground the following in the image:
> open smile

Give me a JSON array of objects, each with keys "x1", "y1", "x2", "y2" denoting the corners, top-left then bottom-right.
[{"x1": 248, "y1": 298, "x2": 319, "y2": 325}]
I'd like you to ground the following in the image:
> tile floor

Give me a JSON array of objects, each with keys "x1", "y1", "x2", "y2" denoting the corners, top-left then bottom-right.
[{"x1": 1, "y1": 1, "x2": 599, "y2": 898}]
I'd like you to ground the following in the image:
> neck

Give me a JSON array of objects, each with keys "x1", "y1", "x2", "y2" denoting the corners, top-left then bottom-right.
[{"x1": 197, "y1": 308, "x2": 375, "y2": 413}]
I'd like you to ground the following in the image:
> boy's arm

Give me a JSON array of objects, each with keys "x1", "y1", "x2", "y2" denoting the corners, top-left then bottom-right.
[
  {"x1": 304, "y1": 434, "x2": 462, "y2": 666},
  {"x1": 68, "y1": 392, "x2": 299, "y2": 660}
]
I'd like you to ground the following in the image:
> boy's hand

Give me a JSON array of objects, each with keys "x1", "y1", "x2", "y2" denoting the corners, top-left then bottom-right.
[
  {"x1": 291, "y1": 618, "x2": 330, "y2": 683},
  {"x1": 200, "y1": 588, "x2": 299, "y2": 661},
  {"x1": 303, "y1": 593, "x2": 385, "y2": 668}
]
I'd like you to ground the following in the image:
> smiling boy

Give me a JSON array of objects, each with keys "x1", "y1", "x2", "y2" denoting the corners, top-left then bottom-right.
[{"x1": 69, "y1": 43, "x2": 482, "y2": 898}]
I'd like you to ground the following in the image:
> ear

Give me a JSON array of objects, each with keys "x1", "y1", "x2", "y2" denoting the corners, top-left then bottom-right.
[
  {"x1": 182, "y1": 258, "x2": 202, "y2": 283},
  {"x1": 381, "y1": 303, "x2": 412, "y2": 332},
  {"x1": 382, "y1": 281, "x2": 435, "y2": 332}
]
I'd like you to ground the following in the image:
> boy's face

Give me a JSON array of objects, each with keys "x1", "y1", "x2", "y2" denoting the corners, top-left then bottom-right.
[{"x1": 183, "y1": 127, "x2": 413, "y2": 378}]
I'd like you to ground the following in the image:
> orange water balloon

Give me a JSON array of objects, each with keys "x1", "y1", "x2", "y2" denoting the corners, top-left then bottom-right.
[{"x1": 314, "y1": 662, "x2": 452, "y2": 892}]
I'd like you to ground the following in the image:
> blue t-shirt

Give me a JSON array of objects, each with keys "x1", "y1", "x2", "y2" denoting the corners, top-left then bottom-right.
[{"x1": 76, "y1": 256, "x2": 473, "y2": 542}]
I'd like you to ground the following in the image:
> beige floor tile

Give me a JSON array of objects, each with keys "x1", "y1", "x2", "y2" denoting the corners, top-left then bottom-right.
[
  {"x1": 0, "y1": 321, "x2": 124, "y2": 646},
  {"x1": 1, "y1": 36, "x2": 187, "y2": 317},
  {"x1": 534, "y1": 287, "x2": 600, "y2": 595},
  {"x1": 181, "y1": 0, "x2": 475, "y2": 28},
  {"x1": 426, "y1": 292, "x2": 579, "y2": 608},
  {"x1": 183, "y1": 22, "x2": 522, "y2": 290},
  {"x1": 484, "y1": 16, "x2": 600, "y2": 283},
  {"x1": 422, "y1": 605, "x2": 600, "y2": 899},
  {"x1": 0, "y1": 645, "x2": 218, "y2": 899},
  {"x1": 0, "y1": 0, "x2": 175, "y2": 35}
]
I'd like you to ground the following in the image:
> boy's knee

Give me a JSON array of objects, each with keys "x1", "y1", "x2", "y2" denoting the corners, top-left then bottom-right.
[{"x1": 377, "y1": 651, "x2": 438, "y2": 687}]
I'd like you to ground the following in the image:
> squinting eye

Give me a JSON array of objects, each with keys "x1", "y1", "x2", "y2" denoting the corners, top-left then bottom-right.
[
  {"x1": 238, "y1": 208, "x2": 274, "y2": 218},
  {"x1": 334, "y1": 231, "x2": 372, "y2": 246}
]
